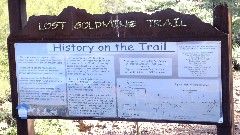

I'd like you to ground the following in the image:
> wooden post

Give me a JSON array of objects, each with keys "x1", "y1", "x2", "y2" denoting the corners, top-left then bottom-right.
[
  {"x1": 8, "y1": 0, "x2": 33, "y2": 135},
  {"x1": 8, "y1": 0, "x2": 27, "y2": 33},
  {"x1": 16, "y1": 118, "x2": 28, "y2": 135},
  {"x1": 213, "y1": 4, "x2": 234, "y2": 135},
  {"x1": 27, "y1": 119, "x2": 35, "y2": 135}
]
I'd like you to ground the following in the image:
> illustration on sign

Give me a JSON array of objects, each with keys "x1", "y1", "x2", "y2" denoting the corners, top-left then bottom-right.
[{"x1": 16, "y1": 103, "x2": 28, "y2": 119}]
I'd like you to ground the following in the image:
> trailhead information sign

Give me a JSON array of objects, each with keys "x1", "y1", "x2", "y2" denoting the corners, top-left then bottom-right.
[{"x1": 15, "y1": 41, "x2": 222, "y2": 123}]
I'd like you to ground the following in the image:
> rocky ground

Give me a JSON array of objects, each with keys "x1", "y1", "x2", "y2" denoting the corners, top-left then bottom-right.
[
  {"x1": 72, "y1": 71, "x2": 240, "y2": 135},
  {"x1": 75, "y1": 120, "x2": 216, "y2": 134}
]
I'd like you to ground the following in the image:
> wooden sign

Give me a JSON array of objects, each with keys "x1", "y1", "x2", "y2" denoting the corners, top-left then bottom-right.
[{"x1": 8, "y1": 6, "x2": 229, "y2": 125}]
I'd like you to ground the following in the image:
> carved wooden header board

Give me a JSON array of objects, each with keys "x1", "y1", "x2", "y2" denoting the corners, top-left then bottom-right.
[{"x1": 8, "y1": 6, "x2": 229, "y2": 125}]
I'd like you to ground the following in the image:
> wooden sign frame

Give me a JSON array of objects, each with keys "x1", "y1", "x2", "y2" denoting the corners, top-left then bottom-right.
[{"x1": 8, "y1": 2, "x2": 233, "y2": 135}]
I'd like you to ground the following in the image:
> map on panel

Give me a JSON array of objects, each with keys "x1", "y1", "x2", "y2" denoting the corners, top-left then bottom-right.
[{"x1": 15, "y1": 41, "x2": 222, "y2": 123}]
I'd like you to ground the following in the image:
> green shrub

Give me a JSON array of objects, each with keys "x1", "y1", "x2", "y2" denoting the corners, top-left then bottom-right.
[
  {"x1": 34, "y1": 119, "x2": 79, "y2": 135},
  {"x1": 0, "y1": 101, "x2": 17, "y2": 135}
]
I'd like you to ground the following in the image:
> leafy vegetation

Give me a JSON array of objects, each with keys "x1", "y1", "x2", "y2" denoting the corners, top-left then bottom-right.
[
  {"x1": 0, "y1": 0, "x2": 239, "y2": 134},
  {"x1": 0, "y1": 0, "x2": 9, "y2": 102},
  {"x1": 26, "y1": 0, "x2": 105, "y2": 16},
  {"x1": 34, "y1": 119, "x2": 80, "y2": 135}
]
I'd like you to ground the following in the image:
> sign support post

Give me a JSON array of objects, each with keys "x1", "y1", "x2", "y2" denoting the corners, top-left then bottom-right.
[
  {"x1": 8, "y1": 0, "x2": 27, "y2": 33},
  {"x1": 213, "y1": 4, "x2": 234, "y2": 135},
  {"x1": 8, "y1": 0, "x2": 31, "y2": 135}
]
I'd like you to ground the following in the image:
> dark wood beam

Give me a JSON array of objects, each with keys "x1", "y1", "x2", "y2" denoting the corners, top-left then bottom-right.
[
  {"x1": 8, "y1": 1, "x2": 29, "y2": 135},
  {"x1": 213, "y1": 4, "x2": 234, "y2": 135},
  {"x1": 8, "y1": 0, "x2": 27, "y2": 34},
  {"x1": 16, "y1": 118, "x2": 28, "y2": 135}
]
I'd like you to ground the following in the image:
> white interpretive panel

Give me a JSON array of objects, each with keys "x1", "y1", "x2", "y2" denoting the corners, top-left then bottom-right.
[
  {"x1": 120, "y1": 58, "x2": 172, "y2": 76},
  {"x1": 178, "y1": 41, "x2": 221, "y2": 77},
  {"x1": 16, "y1": 55, "x2": 66, "y2": 105},
  {"x1": 66, "y1": 56, "x2": 116, "y2": 117},
  {"x1": 117, "y1": 78, "x2": 221, "y2": 122},
  {"x1": 15, "y1": 41, "x2": 222, "y2": 123}
]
